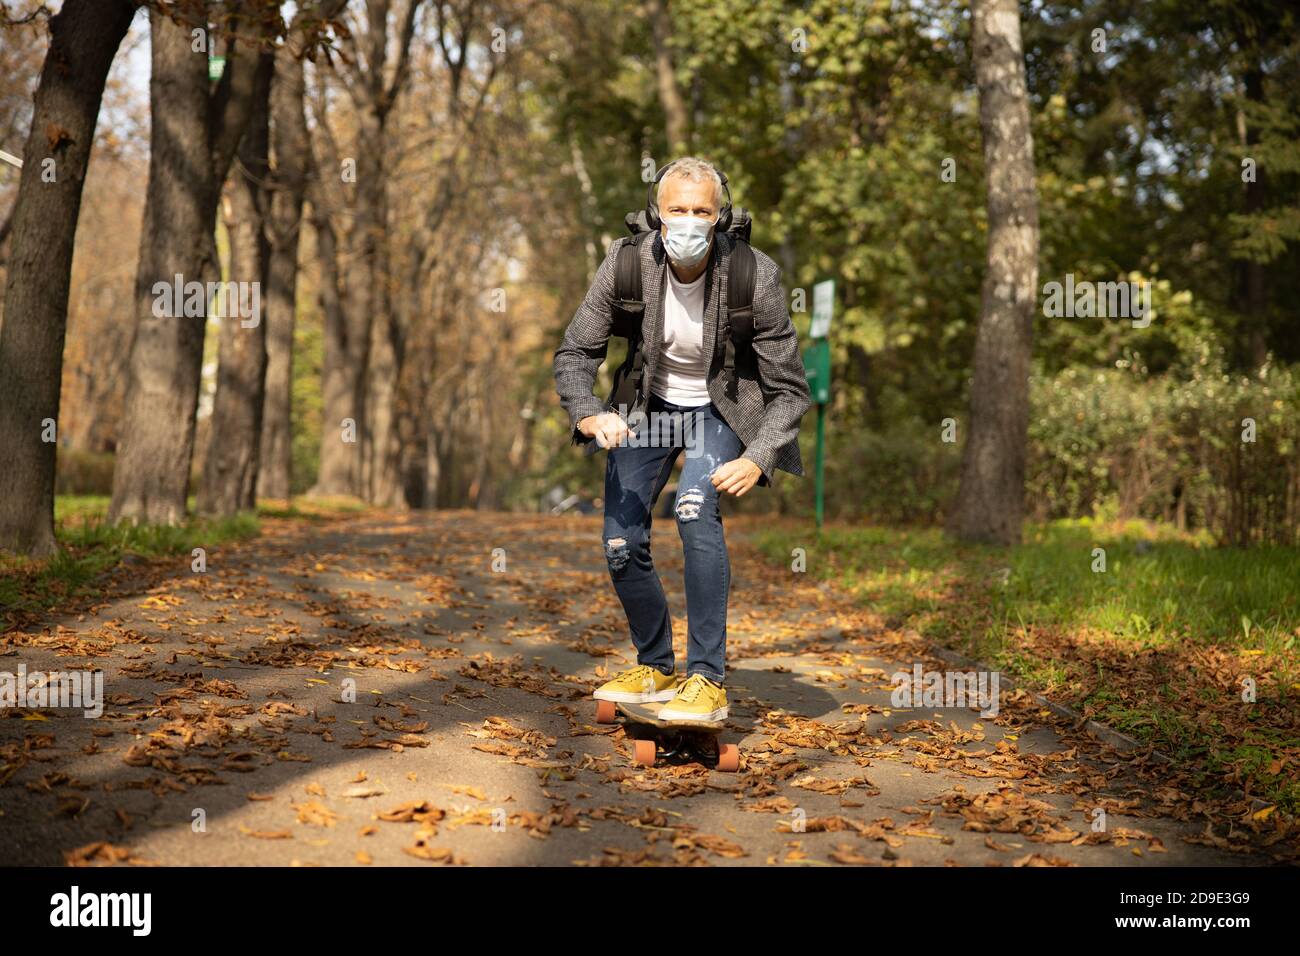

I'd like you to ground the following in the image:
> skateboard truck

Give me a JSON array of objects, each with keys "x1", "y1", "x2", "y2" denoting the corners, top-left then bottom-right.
[{"x1": 595, "y1": 698, "x2": 740, "y2": 772}]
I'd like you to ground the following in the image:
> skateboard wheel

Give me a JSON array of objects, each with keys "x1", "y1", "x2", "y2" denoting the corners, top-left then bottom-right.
[
  {"x1": 595, "y1": 699, "x2": 617, "y2": 724},
  {"x1": 716, "y1": 743, "x2": 740, "y2": 772},
  {"x1": 633, "y1": 739, "x2": 656, "y2": 767}
]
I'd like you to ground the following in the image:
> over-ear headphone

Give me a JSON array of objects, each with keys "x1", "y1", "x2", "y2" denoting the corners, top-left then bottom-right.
[{"x1": 645, "y1": 160, "x2": 733, "y2": 234}]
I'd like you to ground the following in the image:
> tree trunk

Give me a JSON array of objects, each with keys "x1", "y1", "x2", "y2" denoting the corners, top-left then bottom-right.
[
  {"x1": 0, "y1": 0, "x2": 135, "y2": 556},
  {"x1": 257, "y1": 0, "x2": 348, "y2": 500},
  {"x1": 256, "y1": 50, "x2": 306, "y2": 502},
  {"x1": 1238, "y1": 66, "x2": 1269, "y2": 370},
  {"x1": 424, "y1": 415, "x2": 442, "y2": 511},
  {"x1": 307, "y1": 179, "x2": 364, "y2": 497},
  {"x1": 199, "y1": 53, "x2": 274, "y2": 516},
  {"x1": 311, "y1": 0, "x2": 423, "y2": 503},
  {"x1": 394, "y1": 271, "x2": 429, "y2": 508},
  {"x1": 949, "y1": 0, "x2": 1039, "y2": 546},
  {"x1": 349, "y1": 104, "x2": 388, "y2": 503},
  {"x1": 109, "y1": 3, "x2": 267, "y2": 525},
  {"x1": 364, "y1": 286, "x2": 405, "y2": 507},
  {"x1": 646, "y1": 0, "x2": 689, "y2": 153}
]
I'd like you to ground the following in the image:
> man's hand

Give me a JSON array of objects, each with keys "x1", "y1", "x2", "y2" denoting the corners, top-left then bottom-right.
[
  {"x1": 578, "y1": 412, "x2": 630, "y2": 449},
  {"x1": 710, "y1": 458, "x2": 762, "y2": 497}
]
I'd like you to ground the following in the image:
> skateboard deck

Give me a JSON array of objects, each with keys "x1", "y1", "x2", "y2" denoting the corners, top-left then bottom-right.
[{"x1": 594, "y1": 698, "x2": 740, "y2": 771}]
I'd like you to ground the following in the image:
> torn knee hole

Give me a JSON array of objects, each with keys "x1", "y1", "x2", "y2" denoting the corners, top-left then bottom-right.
[
  {"x1": 675, "y1": 489, "x2": 706, "y2": 522},
  {"x1": 604, "y1": 537, "x2": 631, "y2": 570}
]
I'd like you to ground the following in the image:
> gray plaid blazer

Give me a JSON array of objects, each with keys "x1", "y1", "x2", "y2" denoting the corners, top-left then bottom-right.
[{"x1": 553, "y1": 230, "x2": 812, "y2": 482}]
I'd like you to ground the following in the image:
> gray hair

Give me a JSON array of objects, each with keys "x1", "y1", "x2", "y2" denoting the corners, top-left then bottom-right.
[{"x1": 657, "y1": 157, "x2": 724, "y2": 210}]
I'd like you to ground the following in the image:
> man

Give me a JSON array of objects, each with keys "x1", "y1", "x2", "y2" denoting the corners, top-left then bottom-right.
[{"x1": 553, "y1": 157, "x2": 811, "y2": 722}]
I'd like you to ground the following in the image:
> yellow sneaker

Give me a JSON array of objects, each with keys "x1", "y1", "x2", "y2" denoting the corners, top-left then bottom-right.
[
  {"x1": 658, "y1": 674, "x2": 727, "y2": 723},
  {"x1": 594, "y1": 664, "x2": 679, "y2": 703}
]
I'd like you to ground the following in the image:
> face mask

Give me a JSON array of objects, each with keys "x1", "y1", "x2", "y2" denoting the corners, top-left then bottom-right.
[{"x1": 660, "y1": 215, "x2": 715, "y2": 268}]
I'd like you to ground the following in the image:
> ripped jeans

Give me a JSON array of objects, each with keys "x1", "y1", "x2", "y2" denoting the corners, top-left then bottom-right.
[{"x1": 602, "y1": 395, "x2": 743, "y2": 684}]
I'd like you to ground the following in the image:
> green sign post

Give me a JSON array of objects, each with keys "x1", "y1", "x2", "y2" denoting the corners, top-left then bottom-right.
[{"x1": 803, "y1": 280, "x2": 834, "y2": 531}]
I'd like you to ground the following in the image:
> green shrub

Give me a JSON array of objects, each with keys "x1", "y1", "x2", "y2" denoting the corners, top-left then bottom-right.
[
  {"x1": 782, "y1": 348, "x2": 1300, "y2": 546},
  {"x1": 53, "y1": 448, "x2": 115, "y2": 496},
  {"x1": 1027, "y1": 358, "x2": 1300, "y2": 545}
]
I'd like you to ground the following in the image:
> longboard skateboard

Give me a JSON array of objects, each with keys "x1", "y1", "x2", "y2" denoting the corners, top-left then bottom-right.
[{"x1": 595, "y1": 698, "x2": 740, "y2": 771}]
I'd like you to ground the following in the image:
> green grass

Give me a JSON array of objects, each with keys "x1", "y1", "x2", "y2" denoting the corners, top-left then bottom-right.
[
  {"x1": 756, "y1": 517, "x2": 1300, "y2": 811},
  {"x1": 3, "y1": 494, "x2": 375, "y2": 628},
  {"x1": 1, "y1": 496, "x2": 260, "y2": 629},
  {"x1": 761, "y1": 518, "x2": 1299, "y2": 656}
]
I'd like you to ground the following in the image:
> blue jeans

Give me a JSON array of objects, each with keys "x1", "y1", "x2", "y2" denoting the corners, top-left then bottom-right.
[{"x1": 602, "y1": 395, "x2": 743, "y2": 684}]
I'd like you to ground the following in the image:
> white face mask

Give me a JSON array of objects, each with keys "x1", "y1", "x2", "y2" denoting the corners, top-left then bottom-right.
[{"x1": 661, "y1": 215, "x2": 715, "y2": 268}]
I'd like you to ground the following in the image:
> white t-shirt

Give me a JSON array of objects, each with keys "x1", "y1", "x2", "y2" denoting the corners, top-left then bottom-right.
[{"x1": 648, "y1": 268, "x2": 711, "y2": 406}]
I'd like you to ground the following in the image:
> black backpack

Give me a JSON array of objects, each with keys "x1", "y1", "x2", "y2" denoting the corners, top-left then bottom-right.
[{"x1": 606, "y1": 208, "x2": 757, "y2": 412}]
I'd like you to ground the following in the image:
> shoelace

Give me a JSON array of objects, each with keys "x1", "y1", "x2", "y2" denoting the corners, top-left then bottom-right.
[{"x1": 677, "y1": 675, "x2": 707, "y2": 703}]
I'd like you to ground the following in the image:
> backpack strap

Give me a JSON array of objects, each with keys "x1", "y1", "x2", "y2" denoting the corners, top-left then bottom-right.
[
  {"x1": 723, "y1": 238, "x2": 757, "y2": 389},
  {"x1": 611, "y1": 229, "x2": 653, "y2": 334},
  {"x1": 608, "y1": 231, "x2": 653, "y2": 411}
]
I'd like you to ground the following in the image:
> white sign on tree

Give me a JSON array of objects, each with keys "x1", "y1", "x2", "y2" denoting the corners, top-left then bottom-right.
[{"x1": 811, "y1": 279, "x2": 834, "y2": 338}]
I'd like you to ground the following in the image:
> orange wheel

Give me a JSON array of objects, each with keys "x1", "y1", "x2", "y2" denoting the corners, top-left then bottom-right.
[
  {"x1": 716, "y1": 743, "x2": 740, "y2": 772},
  {"x1": 595, "y1": 699, "x2": 617, "y2": 724},
  {"x1": 633, "y1": 739, "x2": 657, "y2": 766}
]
